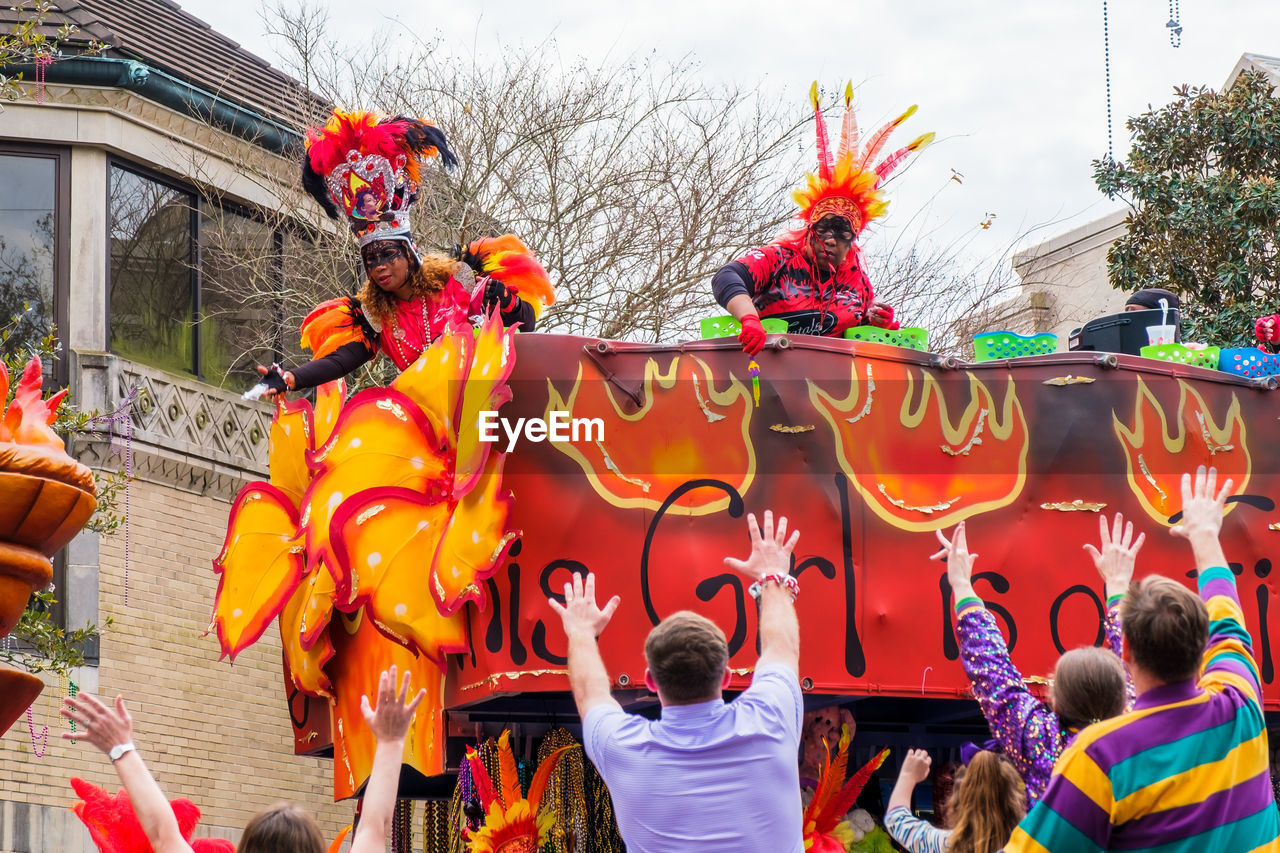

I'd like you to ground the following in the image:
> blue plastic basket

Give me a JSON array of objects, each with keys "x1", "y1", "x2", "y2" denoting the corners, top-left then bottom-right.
[
  {"x1": 972, "y1": 332, "x2": 1057, "y2": 361},
  {"x1": 1217, "y1": 347, "x2": 1280, "y2": 378}
]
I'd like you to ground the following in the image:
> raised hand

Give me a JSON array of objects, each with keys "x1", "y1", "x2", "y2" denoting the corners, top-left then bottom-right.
[
  {"x1": 360, "y1": 665, "x2": 426, "y2": 743},
  {"x1": 61, "y1": 693, "x2": 134, "y2": 756},
  {"x1": 1171, "y1": 465, "x2": 1233, "y2": 542},
  {"x1": 931, "y1": 521, "x2": 979, "y2": 600},
  {"x1": 549, "y1": 572, "x2": 621, "y2": 639},
  {"x1": 1083, "y1": 512, "x2": 1145, "y2": 599},
  {"x1": 899, "y1": 748, "x2": 933, "y2": 786},
  {"x1": 723, "y1": 510, "x2": 799, "y2": 580}
]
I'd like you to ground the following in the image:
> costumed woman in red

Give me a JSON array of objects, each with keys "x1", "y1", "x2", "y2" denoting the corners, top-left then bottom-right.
[
  {"x1": 712, "y1": 82, "x2": 933, "y2": 355},
  {"x1": 256, "y1": 110, "x2": 555, "y2": 396}
]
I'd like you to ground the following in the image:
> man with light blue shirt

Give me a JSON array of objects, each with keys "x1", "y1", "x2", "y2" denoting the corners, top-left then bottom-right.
[{"x1": 549, "y1": 510, "x2": 804, "y2": 853}]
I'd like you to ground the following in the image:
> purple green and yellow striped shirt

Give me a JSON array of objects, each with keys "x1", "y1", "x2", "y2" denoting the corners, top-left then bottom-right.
[{"x1": 1003, "y1": 566, "x2": 1280, "y2": 852}]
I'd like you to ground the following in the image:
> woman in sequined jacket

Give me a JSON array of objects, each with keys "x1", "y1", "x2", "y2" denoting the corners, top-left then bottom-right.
[{"x1": 931, "y1": 515, "x2": 1141, "y2": 804}]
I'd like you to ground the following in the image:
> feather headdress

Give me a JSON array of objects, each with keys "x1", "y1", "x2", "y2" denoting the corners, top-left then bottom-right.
[
  {"x1": 69, "y1": 778, "x2": 235, "y2": 853},
  {"x1": 794, "y1": 82, "x2": 934, "y2": 236},
  {"x1": 464, "y1": 730, "x2": 572, "y2": 853},
  {"x1": 301, "y1": 109, "x2": 457, "y2": 260},
  {"x1": 802, "y1": 727, "x2": 890, "y2": 853}
]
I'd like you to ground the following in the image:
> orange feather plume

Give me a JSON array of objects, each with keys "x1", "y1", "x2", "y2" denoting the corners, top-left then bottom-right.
[
  {"x1": 793, "y1": 84, "x2": 930, "y2": 237},
  {"x1": 466, "y1": 235, "x2": 557, "y2": 315}
]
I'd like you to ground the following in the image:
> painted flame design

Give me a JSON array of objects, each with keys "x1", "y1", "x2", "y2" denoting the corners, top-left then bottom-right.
[
  {"x1": 811, "y1": 362, "x2": 1029, "y2": 531},
  {"x1": 1112, "y1": 377, "x2": 1250, "y2": 524},
  {"x1": 546, "y1": 354, "x2": 756, "y2": 515}
]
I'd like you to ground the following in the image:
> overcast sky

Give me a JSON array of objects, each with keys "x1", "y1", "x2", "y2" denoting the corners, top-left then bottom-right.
[{"x1": 180, "y1": 0, "x2": 1279, "y2": 266}]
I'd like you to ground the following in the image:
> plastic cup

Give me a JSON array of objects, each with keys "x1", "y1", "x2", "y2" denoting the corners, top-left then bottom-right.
[{"x1": 1147, "y1": 325, "x2": 1176, "y2": 346}]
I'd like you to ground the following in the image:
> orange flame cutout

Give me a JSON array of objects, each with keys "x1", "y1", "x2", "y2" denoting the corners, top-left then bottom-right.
[
  {"x1": 212, "y1": 320, "x2": 518, "y2": 793},
  {"x1": 546, "y1": 355, "x2": 756, "y2": 516},
  {"x1": 0, "y1": 356, "x2": 69, "y2": 451},
  {"x1": 1112, "y1": 377, "x2": 1250, "y2": 524},
  {"x1": 811, "y1": 363, "x2": 1029, "y2": 531}
]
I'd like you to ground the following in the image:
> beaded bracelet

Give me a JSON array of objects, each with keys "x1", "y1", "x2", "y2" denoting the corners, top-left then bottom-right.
[{"x1": 748, "y1": 573, "x2": 799, "y2": 600}]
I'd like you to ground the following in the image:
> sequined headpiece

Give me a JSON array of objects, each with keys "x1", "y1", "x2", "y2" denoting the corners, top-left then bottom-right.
[
  {"x1": 300, "y1": 109, "x2": 457, "y2": 263},
  {"x1": 793, "y1": 81, "x2": 934, "y2": 236}
]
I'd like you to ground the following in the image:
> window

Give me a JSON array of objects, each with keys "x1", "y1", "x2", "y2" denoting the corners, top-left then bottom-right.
[
  {"x1": 108, "y1": 164, "x2": 197, "y2": 376},
  {"x1": 200, "y1": 207, "x2": 281, "y2": 386},
  {"x1": 0, "y1": 146, "x2": 69, "y2": 383},
  {"x1": 107, "y1": 161, "x2": 305, "y2": 390}
]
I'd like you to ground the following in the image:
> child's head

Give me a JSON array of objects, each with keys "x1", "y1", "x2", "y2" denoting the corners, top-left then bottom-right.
[
  {"x1": 237, "y1": 802, "x2": 324, "y2": 853},
  {"x1": 1051, "y1": 645, "x2": 1127, "y2": 729}
]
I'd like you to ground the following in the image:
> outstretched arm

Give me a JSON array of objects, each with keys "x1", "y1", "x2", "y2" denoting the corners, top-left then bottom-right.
[
  {"x1": 550, "y1": 573, "x2": 622, "y2": 718},
  {"x1": 1084, "y1": 512, "x2": 1143, "y2": 706},
  {"x1": 934, "y1": 522, "x2": 1061, "y2": 803},
  {"x1": 351, "y1": 666, "x2": 426, "y2": 853},
  {"x1": 885, "y1": 750, "x2": 949, "y2": 853},
  {"x1": 724, "y1": 510, "x2": 800, "y2": 674},
  {"x1": 61, "y1": 694, "x2": 195, "y2": 853},
  {"x1": 1172, "y1": 466, "x2": 1262, "y2": 701}
]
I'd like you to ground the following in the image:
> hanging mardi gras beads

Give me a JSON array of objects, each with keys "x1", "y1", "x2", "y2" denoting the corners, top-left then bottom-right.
[
  {"x1": 536, "y1": 728, "x2": 587, "y2": 853},
  {"x1": 422, "y1": 799, "x2": 451, "y2": 853},
  {"x1": 391, "y1": 799, "x2": 413, "y2": 853},
  {"x1": 748, "y1": 359, "x2": 761, "y2": 406}
]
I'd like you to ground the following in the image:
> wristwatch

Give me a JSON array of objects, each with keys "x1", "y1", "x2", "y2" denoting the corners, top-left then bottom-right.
[{"x1": 108, "y1": 742, "x2": 136, "y2": 762}]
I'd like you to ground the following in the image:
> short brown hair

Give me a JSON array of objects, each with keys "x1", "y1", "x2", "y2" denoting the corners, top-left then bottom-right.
[
  {"x1": 238, "y1": 802, "x2": 324, "y2": 853},
  {"x1": 1052, "y1": 646, "x2": 1127, "y2": 728},
  {"x1": 644, "y1": 611, "x2": 728, "y2": 704},
  {"x1": 1120, "y1": 575, "x2": 1209, "y2": 684},
  {"x1": 947, "y1": 751, "x2": 1027, "y2": 853}
]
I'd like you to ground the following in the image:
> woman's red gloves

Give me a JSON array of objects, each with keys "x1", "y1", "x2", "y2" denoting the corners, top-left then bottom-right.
[
  {"x1": 738, "y1": 314, "x2": 767, "y2": 356},
  {"x1": 1255, "y1": 315, "x2": 1280, "y2": 345}
]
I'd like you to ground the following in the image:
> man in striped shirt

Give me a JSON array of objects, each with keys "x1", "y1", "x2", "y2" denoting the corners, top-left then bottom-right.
[
  {"x1": 549, "y1": 511, "x2": 804, "y2": 853},
  {"x1": 1004, "y1": 466, "x2": 1280, "y2": 852}
]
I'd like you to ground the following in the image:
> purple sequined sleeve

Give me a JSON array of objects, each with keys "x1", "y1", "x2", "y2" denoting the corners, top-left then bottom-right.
[
  {"x1": 1104, "y1": 605, "x2": 1136, "y2": 709},
  {"x1": 955, "y1": 603, "x2": 1063, "y2": 805}
]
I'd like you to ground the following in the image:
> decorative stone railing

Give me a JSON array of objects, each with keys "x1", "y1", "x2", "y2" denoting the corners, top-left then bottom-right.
[{"x1": 72, "y1": 352, "x2": 271, "y2": 500}]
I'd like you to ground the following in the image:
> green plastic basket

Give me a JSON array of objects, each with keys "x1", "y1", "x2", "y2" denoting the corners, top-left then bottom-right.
[
  {"x1": 972, "y1": 331, "x2": 1058, "y2": 361},
  {"x1": 842, "y1": 325, "x2": 929, "y2": 351},
  {"x1": 1140, "y1": 343, "x2": 1220, "y2": 369},
  {"x1": 700, "y1": 315, "x2": 789, "y2": 339}
]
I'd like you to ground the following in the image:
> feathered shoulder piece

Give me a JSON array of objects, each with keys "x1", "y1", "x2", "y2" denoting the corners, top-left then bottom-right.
[
  {"x1": 301, "y1": 109, "x2": 457, "y2": 252},
  {"x1": 69, "y1": 777, "x2": 235, "y2": 853},
  {"x1": 793, "y1": 81, "x2": 934, "y2": 236},
  {"x1": 300, "y1": 296, "x2": 379, "y2": 358},
  {"x1": 802, "y1": 727, "x2": 890, "y2": 853},
  {"x1": 462, "y1": 235, "x2": 557, "y2": 317},
  {"x1": 463, "y1": 730, "x2": 572, "y2": 853}
]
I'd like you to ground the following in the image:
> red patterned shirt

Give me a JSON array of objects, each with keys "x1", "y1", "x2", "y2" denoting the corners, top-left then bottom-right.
[{"x1": 715, "y1": 243, "x2": 875, "y2": 336}]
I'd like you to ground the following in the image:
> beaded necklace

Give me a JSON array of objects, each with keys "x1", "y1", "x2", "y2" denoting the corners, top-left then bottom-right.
[{"x1": 387, "y1": 294, "x2": 431, "y2": 368}]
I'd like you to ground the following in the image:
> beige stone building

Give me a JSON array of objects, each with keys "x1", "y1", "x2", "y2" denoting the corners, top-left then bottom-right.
[
  {"x1": 1011, "y1": 52, "x2": 1280, "y2": 344},
  {"x1": 0, "y1": 1, "x2": 359, "y2": 849}
]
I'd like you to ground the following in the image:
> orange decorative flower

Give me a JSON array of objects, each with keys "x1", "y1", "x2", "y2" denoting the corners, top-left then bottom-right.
[{"x1": 464, "y1": 730, "x2": 570, "y2": 853}]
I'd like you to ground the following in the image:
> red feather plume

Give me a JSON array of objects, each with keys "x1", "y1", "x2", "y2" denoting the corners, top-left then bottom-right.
[{"x1": 69, "y1": 778, "x2": 235, "y2": 853}]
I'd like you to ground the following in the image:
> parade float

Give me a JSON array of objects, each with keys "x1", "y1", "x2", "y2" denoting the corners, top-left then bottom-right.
[
  {"x1": 211, "y1": 316, "x2": 1280, "y2": 803},
  {"x1": 0, "y1": 356, "x2": 98, "y2": 735}
]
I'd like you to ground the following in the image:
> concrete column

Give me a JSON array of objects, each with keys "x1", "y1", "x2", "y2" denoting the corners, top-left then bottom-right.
[{"x1": 68, "y1": 146, "x2": 108, "y2": 354}]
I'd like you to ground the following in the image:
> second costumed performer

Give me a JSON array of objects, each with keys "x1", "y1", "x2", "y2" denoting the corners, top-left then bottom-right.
[
  {"x1": 256, "y1": 109, "x2": 555, "y2": 395},
  {"x1": 711, "y1": 82, "x2": 933, "y2": 355}
]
